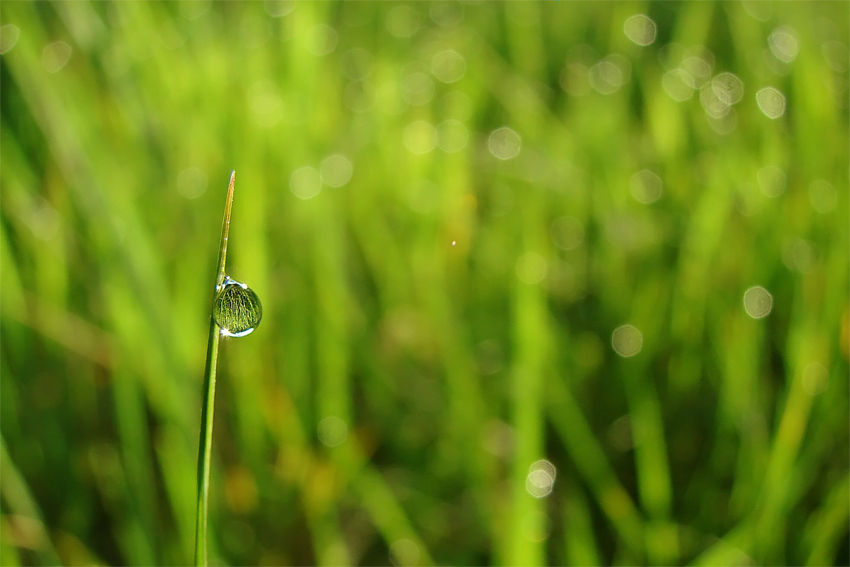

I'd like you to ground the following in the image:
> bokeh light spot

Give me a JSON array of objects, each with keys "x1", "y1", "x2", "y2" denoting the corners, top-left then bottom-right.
[
  {"x1": 42, "y1": 41, "x2": 72, "y2": 73},
  {"x1": 525, "y1": 459, "x2": 556, "y2": 498},
  {"x1": 706, "y1": 108, "x2": 737, "y2": 135},
  {"x1": 437, "y1": 119, "x2": 469, "y2": 153},
  {"x1": 0, "y1": 24, "x2": 20, "y2": 54},
  {"x1": 782, "y1": 238, "x2": 816, "y2": 273},
  {"x1": 177, "y1": 167, "x2": 208, "y2": 199},
  {"x1": 342, "y1": 48, "x2": 373, "y2": 80},
  {"x1": 430, "y1": 2, "x2": 464, "y2": 27},
  {"x1": 612, "y1": 324, "x2": 643, "y2": 357},
  {"x1": 743, "y1": 286, "x2": 773, "y2": 319},
  {"x1": 386, "y1": 6, "x2": 420, "y2": 38},
  {"x1": 756, "y1": 87, "x2": 786, "y2": 119},
  {"x1": 623, "y1": 14, "x2": 657, "y2": 46},
  {"x1": 320, "y1": 154, "x2": 353, "y2": 188},
  {"x1": 401, "y1": 69, "x2": 435, "y2": 106},
  {"x1": 682, "y1": 51, "x2": 714, "y2": 87},
  {"x1": 823, "y1": 41, "x2": 849, "y2": 72},
  {"x1": 523, "y1": 511, "x2": 551, "y2": 542},
  {"x1": 700, "y1": 83, "x2": 731, "y2": 118},
  {"x1": 306, "y1": 24, "x2": 338, "y2": 56},
  {"x1": 344, "y1": 80, "x2": 375, "y2": 113},
  {"x1": 431, "y1": 49, "x2": 466, "y2": 83},
  {"x1": 516, "y1": 252, "x2": 547, "y2": 284},
  {"x1": 488, "y1": 127, "x2": 521, "y2": 160},
  {"x1": 317, "y1": 416, "x2": 348, "y2": 447},
  {"x1": 768, "y1": 26, "x2": 799, "y2": 63},
  {"x1": 662, "y1": 69, "x2": 695, "y2": 101},
  {"x1": 629, "y1": 170, "x2": 663, "y2": 204},
  {"x1": 757, "y1": 166, "x2": 786, "y2": 198},
  {"x1": 404, "y1": 120, "x2": 437, "y2": 154},
  {"x1": 808, "y1": 180, "x2": 837, "y2": 213},
  {"x1": 290, "y1": 166, "x2": 322, "y2": 200},
  {"x1": 711, "y1": 72, "x2": 744, "y2": 105},
  {"x1": 264, "y1": 0, "x2": 295, "y2": 18},
  {"x1": 550, "y1": 216, "x2": 584, "y2": 251},
  {"x1": 589, "y1": 55, "x2": 631, "y2": 94}
]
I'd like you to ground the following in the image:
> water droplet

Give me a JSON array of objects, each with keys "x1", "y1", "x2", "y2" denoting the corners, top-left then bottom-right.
[
  {"x1": 214, "y1": 277, "x2": 263, "y2": 337},
  {"x1": 451, "y1": 240, "x2": 457, "y2": 246}
]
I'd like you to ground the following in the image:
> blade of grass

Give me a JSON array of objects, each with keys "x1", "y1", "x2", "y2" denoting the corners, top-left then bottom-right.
[
  {"x1": 0, "y1": 434, "x2": 61, "y2": 566},
  {"x1": 194, "y1": 171, "x2": 236, "y2": 567}
]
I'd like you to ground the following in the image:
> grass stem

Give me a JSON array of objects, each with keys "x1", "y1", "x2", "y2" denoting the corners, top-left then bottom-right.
[{"x1": 194, "y1": 171, "x2": 236, "y2": 567}]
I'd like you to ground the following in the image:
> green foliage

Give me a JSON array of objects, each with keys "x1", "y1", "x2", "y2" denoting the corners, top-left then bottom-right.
[{"x1": 1, "y1": 1, "x2": 848, "y2": 565}]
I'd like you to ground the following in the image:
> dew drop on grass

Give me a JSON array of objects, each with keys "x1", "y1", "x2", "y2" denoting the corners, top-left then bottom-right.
[{"x1": 214, "y1": 276, "x2": 263, "y2": 337}]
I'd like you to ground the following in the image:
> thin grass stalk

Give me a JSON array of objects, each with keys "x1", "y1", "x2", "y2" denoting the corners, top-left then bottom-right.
[{"x1": 194, "y1": 171, "x2": 236, "y2": 566}]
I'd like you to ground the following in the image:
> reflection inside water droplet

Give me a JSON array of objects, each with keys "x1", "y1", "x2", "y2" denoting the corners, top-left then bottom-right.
[{"x1": 214, "y1": 276, "x2": 263, "y2": 337}]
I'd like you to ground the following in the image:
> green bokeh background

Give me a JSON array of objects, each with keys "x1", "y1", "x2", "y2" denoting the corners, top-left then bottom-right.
[{"x1": 1, "y1": 1, "x2": 848, "y2": 565}]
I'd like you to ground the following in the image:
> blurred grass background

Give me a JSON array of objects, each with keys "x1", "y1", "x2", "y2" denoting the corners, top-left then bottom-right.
[{"x1": 1, "y1": 1, "x2": 849, "y2": 565}]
